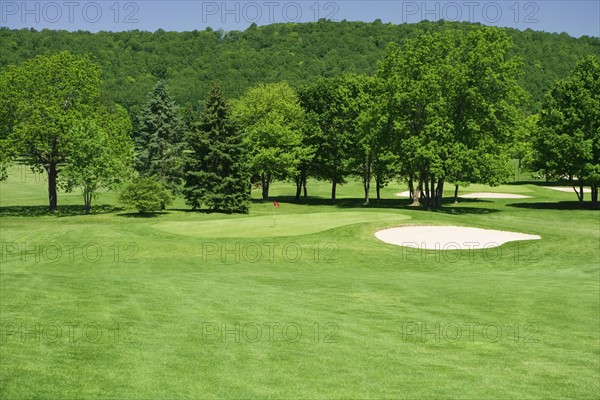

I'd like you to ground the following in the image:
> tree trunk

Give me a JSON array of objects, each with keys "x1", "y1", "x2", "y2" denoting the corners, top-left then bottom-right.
[
  {"x1": 454, "y1": 185, "x2": 459, "y2": 204},
  {"x1": 410, "y1": 181, "x2": 421, "y2": 207},
  {"x1": 302, "y1": 171, "x2": 308, "y2": 198},
  {"x1": 436, "y1": 178, "x2": 445, "y2": 208},
  {"x1": 376, "y1": 177, "x2": 381, "y2": 202},
  {"x1": 84, "y1": 189, "x2": 92, "y2": 215},
  {"x1": 424, "y1": 175, "x2": 430, "y2": 207},
  {"x1": 429, "y1": 175, "x2": 436, "y2": 209},
  {"x1": 572, "y1": 181, "x2": 584, "y2": 206},
  {"x1": 363, "y1": 157, "x2": 371, "y2": 206},
  {"x1": 331, "y1": 178, "x2": 337, "y2": 204},
  {"x1": 46, "y1": 163, "x2": 58, "y2": 213},
  {"x1": 295, "y1": 176, "x2": 302, "y2": 201},
  {"x1": 408, "y1": 178, "x2": 414, "y2": 201},
  {"x1": 301, "y1": 170, "x2": 308, "y2": 198},
  {"x1": 261, "y1": 173, "x2": 270, "y2": 201},
  {"x1": 591, "y1": 184, "x2": 598, "y2": 208}
]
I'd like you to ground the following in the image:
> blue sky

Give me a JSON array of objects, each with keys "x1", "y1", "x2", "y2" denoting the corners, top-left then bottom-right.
[{"x1": 0, "y1": 1, "x2": 598, "y2": 37}]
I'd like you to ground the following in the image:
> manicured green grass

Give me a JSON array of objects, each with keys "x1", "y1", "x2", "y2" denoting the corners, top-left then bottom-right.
[
  {"x1": 1, "y1": 166, "x2": 598, "y2": 399},
  {"x1": 153, "y1": 212, "x2": 411, "y2": 238}
]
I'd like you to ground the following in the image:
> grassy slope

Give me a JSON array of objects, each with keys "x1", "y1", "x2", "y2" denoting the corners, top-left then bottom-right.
[{"x1": 0, "y1": 168, "x2": 598, "y2": 399}]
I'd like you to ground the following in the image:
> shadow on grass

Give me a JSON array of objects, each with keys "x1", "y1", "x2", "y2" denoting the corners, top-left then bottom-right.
[
  {"x1": 507, "y1": 181, "x2": 589, "y2": 190},
  {"x1": 253, "y1": 196, "x2": 404, "y2": 208},
  {"x1": 404, "y1": 199, "x2": 500, "y2": 215},
  {"x1": 506, "y1": 180, "x2": 548, "y2": 186},
  {"x1": 253, "y1": 196, "x2": 499, "y2": 214},
  {"x1": 0, "y1": 204, "x2": 122, "y2": 217},
  {"x1": 116, "y1": 211, "x2": 169, "y2": 218},
  {"x1": 170, "y1": 208, "x2": 249, "y2": 215},
  {"x1": 508, "y1": 201, "x2": 599, "y2": 210},
  {"x1": 407, "y1": 206, "x2": 500, "y2": 215},
  {"x1": 171, "y1": 208, "x2": 213, "y2": 214}
]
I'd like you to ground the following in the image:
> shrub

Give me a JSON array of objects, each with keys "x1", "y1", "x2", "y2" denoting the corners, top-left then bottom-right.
[{"x1": 119, "y1": 177, "x2": 173, "y2": 214}]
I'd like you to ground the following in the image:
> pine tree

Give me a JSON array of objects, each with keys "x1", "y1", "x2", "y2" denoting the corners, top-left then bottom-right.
[
  {"x1": 183, "y1": 85, "x2": 251, "y2": 213},
  {"x1": 135, "y1": 80, "x2": 184, "y2": 199}
]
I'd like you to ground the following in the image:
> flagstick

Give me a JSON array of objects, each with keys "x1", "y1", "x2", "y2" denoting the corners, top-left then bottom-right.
[{"x1": 271, "y1": 201, "x2": 279, "y2": 227}]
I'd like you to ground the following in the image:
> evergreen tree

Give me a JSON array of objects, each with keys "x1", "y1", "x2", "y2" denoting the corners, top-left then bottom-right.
[
  {"x1": 135, "y1": 80, "x2": 184, "y2": 200},
  {"x1": 183, "y1": 85, "x2": 251, "y2": 213}
]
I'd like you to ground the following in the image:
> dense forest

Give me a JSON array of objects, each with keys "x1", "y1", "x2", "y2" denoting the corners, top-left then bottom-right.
[
  {"x1": 1, "y1": 20, "x2": 598, "y2": 113},
  {"x1": 1, "y1": 21, "x2": 599, "y2": 212}
]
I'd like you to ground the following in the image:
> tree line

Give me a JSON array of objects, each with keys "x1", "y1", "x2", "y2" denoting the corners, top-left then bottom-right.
[
  {"x1": 1, "y1": 20, "x2": 597, "y2": 113},
  {"x1": 1, "y1": 25, "x2": 598, "y2": 213}
]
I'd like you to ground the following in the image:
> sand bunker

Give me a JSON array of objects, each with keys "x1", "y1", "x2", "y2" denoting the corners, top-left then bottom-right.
[
  {"x1": 375, "y1": 225, "x2": 541, "y2": 250},
  {"x1": 459, "y1": 192, "x2": 532, "y2": 199},
  {"x1": 395, "y1": 191, "x2": 531, "y2": 199},
  {"x1": 543, "y1": 186, "x2": 592, "y2": 193}
]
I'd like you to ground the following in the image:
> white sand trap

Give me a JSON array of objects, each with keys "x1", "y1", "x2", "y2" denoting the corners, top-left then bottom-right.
[
  {"x1": 375, "y1": 225, "x2": 541, "y2": 250},
  {"x1": 543, "y1": 186, "x2": 592, "y2": 193},
  {"x1": 459, "y1": 192, "x2": 532, "y2": 199},
  {"x1": 395, "y1": 191, "x2": 412, "y2": 197}
]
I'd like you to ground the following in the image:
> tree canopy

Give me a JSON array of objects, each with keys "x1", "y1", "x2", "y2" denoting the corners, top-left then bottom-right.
[
  {"x1": 61, "y1": 106, "x2": 134, "y2": 214},
  {"x1": 233, "y1": 82, "x2": 305, "y2": 200},
  {"x1": 380, "y1": 27, "x2": 526, "y2": 208},
  {"x1": 0, "y1": 51, "x2": 102, "y2": 211},
  {"x1": 0, "y1": 22, "x2": 597, "y2": 213},
  {"x1": 1, "y1": 21, "x2": 596, "y2": 113},
  {"x1": 532, "y1": 56, "x2": 600, "y2": 207}
]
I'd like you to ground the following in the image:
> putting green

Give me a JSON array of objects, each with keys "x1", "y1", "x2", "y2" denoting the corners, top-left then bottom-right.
[{"x1": 153, "y1": 211, "x2": 410, "y2": 238}]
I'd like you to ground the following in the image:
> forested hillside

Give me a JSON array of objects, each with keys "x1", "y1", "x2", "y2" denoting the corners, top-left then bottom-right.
[{"x1": 1, "y1": 20, "x2": 598, "y2": 112}]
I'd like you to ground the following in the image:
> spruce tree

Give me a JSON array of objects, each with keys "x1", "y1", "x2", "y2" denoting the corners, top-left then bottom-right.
[
  {"x1": 135, "y1": 80, "x2": 184, "y2": 198},
  {"x1": 184, "y1": 85, "x2": 251, "y2": 213}
]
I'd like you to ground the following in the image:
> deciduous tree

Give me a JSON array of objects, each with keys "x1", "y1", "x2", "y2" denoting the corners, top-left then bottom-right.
[
  {"x1": 0, "y1": 51, "x2": 102, "y2": 211},
  {"x1": 381, "y1": 28, "x2": 526, "y2": 209},
  {"x1": 61, "y1": 105, "x2": 134, "y2": 214},
  {"x1": 233, "y1": 82, "x2": 305, "y2": 200},
  {"x1": 299, "y1": 75, "x2": 361, "y2": 203},
  {"x1": 532, "y1": 56, "x2": 600, "y2": 207}
]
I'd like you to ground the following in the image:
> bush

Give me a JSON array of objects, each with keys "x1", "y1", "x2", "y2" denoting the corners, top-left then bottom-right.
[{"x1": 119, "y1": 177, "x2": 173, "y2": 214}]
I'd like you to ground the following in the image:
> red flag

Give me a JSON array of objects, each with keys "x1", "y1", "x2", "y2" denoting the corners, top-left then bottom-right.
[{"x1": 273, "y1": 201, "x2": 280, "y2": 207}]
